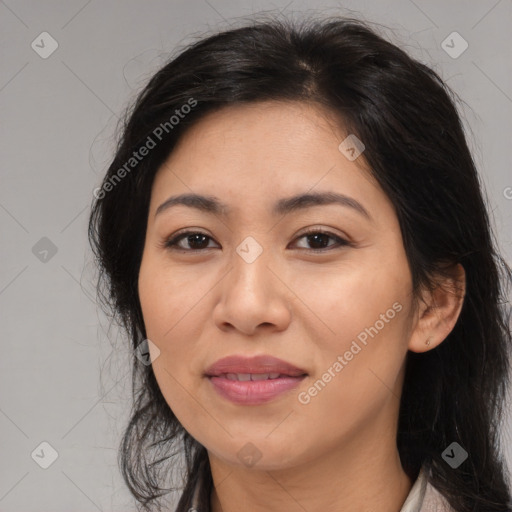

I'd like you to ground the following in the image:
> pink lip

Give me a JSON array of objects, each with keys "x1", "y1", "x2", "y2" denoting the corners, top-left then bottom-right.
[{"x1": 205, "y1": 355, "x2": 308, "y2": 405}]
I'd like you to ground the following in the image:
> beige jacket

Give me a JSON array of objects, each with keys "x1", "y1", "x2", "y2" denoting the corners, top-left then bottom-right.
[
  {"x1": 400, "y1": 467, "x2": 454, "y2": 512},
  {"x1": 189, "y1": 465, "x2": 455, "y2": 512}
]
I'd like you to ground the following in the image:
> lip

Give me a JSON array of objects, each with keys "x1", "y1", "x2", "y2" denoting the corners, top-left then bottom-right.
[
  {"x1": 205, "y1": 354, "x2": 307, "y2": 377},
  {"x1": 205, "y1": 354, "x2": 308, "y2": 405}
]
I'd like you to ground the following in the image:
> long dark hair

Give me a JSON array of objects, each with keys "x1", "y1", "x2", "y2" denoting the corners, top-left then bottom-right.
[{"x1": 88, "y1": 14, "x2": 512, "y2": 512}]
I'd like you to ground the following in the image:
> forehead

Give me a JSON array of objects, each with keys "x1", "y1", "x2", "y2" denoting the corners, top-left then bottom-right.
[
  {"x1": 166, "y1": 100, "x2": 351, "y2": 166},
  {"x1": 149, "y1": 100, "x2": 388, "y2": 219}
]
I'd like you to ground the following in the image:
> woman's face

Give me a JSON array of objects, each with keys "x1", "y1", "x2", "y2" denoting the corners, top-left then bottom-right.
[{"x1": 138, "y1": 100, "x2": 419, "y2": 470}]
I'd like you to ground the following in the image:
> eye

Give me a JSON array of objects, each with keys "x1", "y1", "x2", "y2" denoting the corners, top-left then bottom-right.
[
  {"x1": 162, "y1": 228, "x2": 352, "y2": 253},
  {"x1": 290, "y1": 229, "x2": 351, "y2": 252},
  {"x1": 163, "y1": 231, "x2": 218, "y2": 252}
]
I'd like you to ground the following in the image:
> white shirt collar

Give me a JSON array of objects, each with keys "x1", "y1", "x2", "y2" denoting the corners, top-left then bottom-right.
[
  {"x1": 400, "y1": 467, "x2": 428, "y2": 512},
  {"x1": 191, "y1": 465, "x2": 431, "y2": 511}
]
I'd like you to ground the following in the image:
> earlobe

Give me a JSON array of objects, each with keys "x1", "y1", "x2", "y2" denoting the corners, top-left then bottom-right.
[{"x1": 408, "y1": 263, "x2": 466, "y2": 353}]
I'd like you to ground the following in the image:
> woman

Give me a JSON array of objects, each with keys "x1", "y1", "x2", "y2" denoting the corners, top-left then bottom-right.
[{"x1": 88, "y1": 15, "x2": 512, "y2": 512}]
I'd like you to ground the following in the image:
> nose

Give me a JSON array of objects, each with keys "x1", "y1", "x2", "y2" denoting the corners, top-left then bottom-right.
[{"x1": 212, "y1": 245, "x2": 292, "y2": 336}]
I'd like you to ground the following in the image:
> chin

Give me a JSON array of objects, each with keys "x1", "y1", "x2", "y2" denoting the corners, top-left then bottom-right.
[{"x1": 207, "y1": 436, "x2": 306, "y2": 471}]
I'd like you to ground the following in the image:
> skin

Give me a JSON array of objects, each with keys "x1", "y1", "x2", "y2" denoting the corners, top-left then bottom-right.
[{"x1": 137, "y1": 100, "x2": 466, "y2": 512}]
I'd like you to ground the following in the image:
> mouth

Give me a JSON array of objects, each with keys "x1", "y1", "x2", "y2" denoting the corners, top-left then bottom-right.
[
  {"x1": 204, "y1": 354, "x2": 308, "y2": 405},
  {"x1": 217, "y1": 372, "x2": 304, "y2": 381},
  {"x1": 204, "y1": 354, "x2": 307, "y2": 378}
]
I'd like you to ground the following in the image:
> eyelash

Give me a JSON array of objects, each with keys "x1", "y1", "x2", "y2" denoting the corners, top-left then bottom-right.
[{"x1": 162, "y1": 228, "x2": 352, "y2": 253}]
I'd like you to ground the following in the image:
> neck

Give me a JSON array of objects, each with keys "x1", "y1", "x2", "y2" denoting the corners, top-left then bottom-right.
[{"x1": 209, "y1": 435, "x2": 413, "y2": 512}]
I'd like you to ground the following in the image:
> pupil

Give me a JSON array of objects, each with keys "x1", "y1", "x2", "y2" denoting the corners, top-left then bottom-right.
[
  {"x1": 308, "y1": 233, "x2": 329, "y2": 249},
  {"x1": 189, "y1": 234, "x2": 208, "y2": 249},
  {"x1": 185, "y1": 233, "x2": 330, "y2": 250}
]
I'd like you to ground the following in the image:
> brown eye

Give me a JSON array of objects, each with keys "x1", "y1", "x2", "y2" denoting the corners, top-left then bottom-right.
[
  {"x1": 163, "y1": 229, "x2": 351, "y2": 253},
  {"x1": 292, "y1": 230, "x2": 351, "y2": 251},
  {"x1": 164, "y1": 231, "x2": 218, "y2": 251}
]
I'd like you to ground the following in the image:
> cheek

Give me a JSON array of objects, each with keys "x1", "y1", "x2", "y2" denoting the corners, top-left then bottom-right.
[
  {"x1": 138, "y1": 255, "x2": 209, "y2": 402},
  {"x1": 138, "y1": 255, "x2": 202, "y2": 340},
  {"x1": 288, "y1": 256, "x2": 409, "y2": 348},
  {"x1": 288, "y1": 255, "x2": 411, "y2": 409}
]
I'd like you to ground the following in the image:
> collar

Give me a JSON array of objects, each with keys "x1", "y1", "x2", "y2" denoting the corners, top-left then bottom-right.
[
  {"x1": 400, "y1": 466, "x2": 428, "y2": 512},
  {"x1": 190, "y1": 464, "x2": 450, "y2": 512}
]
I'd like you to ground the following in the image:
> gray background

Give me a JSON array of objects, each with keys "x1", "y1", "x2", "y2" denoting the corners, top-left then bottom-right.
[{"x1": 1, "y1": 0, "x2": 511, "y2": 510}]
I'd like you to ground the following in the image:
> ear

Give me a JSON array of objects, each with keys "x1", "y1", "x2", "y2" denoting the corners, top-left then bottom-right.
[{"x1": 408, "y1": 263, "x2": 466, "y2": 353}]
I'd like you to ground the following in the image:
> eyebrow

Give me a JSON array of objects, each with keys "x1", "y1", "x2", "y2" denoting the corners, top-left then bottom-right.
[{"x1": 155, "y1": 191, "x2": 372, "y2": 221}]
